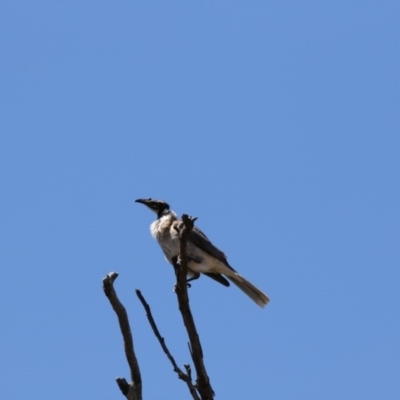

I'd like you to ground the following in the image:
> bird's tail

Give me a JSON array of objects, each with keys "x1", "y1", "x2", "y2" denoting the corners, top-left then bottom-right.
[{"x1": 226, "y1": 273, "x2": 269, "y2": 308}]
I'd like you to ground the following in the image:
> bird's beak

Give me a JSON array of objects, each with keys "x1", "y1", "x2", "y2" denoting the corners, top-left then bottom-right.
[{"x1": 135, "y1": 198, "x2": 148, "y2": 205}]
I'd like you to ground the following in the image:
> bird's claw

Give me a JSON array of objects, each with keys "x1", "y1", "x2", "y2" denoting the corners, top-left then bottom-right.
[{"x1": 173, "y1": 282, "x2": 192, "y2": 292}]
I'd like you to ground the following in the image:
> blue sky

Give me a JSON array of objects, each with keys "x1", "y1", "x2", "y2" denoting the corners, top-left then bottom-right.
[{"x1": 1, "y1": 1, "x2": 399, "y2": 399}]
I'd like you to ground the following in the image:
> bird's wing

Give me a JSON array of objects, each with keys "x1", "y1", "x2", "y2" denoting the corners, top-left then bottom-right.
[
  {"x1": 203, "y1": 272, "x2": 230, "y2": 287},
  {"x1": 189, "y1": 226, "x2": 236, "y2": 271}
]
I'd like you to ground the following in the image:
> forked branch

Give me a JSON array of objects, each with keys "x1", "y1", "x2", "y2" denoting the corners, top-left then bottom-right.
[
  {"x1": 103, "y1": 272, "x2": 142, "y2": 400},
  {"x1": 136, "y1": 290, "x2": 200, "y2": 400}
]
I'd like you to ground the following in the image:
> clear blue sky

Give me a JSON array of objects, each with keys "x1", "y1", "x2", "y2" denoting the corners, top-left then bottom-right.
[{"x1": 1, "y1": 1, "x2": 399, "y2": 399}]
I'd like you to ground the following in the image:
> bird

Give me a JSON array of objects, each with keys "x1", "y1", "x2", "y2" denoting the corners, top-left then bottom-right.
[{"x1": 135, "y1": 198, "x2": 269, "y2": 308}]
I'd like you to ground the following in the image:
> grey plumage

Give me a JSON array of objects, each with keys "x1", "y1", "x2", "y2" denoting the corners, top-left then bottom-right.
[{"x1": 135, "y1": 198, "x2": 269, "y2": 308}]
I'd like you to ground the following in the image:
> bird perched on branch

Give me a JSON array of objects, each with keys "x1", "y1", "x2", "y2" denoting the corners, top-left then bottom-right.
[{"x1": 135, "y1": 198, "x2": 269, "y2": 308}]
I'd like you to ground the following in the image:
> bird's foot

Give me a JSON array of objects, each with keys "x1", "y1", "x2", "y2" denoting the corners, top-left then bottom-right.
[{"x1": 173, "y1": 282, "x2": 192, "y2": 292}]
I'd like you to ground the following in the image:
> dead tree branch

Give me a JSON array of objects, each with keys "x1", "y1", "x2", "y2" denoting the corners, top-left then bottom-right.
[
  {"x1": 173, "y1": 214, "x2": 215, "y2": 400},
  {"x1": 103, "y1": 215, "x2": 214, "y2": 399},
  {"x1": 103, "y1": 272, "x2": 142, "y2": 400},
  {"x1": 136, "y1": 289, "x2": 201, "y2": 400}
]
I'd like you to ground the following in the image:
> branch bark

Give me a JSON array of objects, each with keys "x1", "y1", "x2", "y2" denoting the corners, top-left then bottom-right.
[
  {"x1": 103, "y1": 272, "x2": 142, "y2": 400},
  {"x1": 136, "y1": 290, "x2": 201, "y2": 400},
  {"x1": 103, "y1": 215, "x2": 214, "y2": 399},
  {"x1": 173, "y1": 214, "x2": 215, "y2": 400}
]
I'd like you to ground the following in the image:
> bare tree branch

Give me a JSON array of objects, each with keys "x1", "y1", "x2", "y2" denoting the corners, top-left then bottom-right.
[
  {"x1": 136, "y1": 289, "x2": 201, "y2": 400},
  {"x1": 116, "y1": 378, "x2": 130, "y2": 397},
  {"x1": 103, "y1": 215, "x2": 214, "y2": 399},
  {"x1": 173, "y1": 214, "x2": 215, "y2": 400},
  {"x1": 103, "y1": 272, "x2": 142, "y2": 400}
]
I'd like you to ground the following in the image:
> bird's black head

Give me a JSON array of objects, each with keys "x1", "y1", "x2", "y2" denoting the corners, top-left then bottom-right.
[{"x1": 135, "y1": 198, "x2": 170, "y2": 218}]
